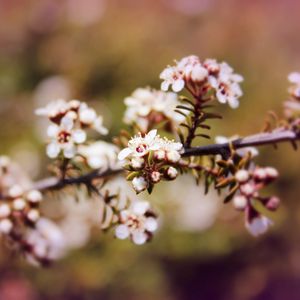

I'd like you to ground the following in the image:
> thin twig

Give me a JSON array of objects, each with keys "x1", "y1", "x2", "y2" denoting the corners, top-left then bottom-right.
[{"x1": 33, "y1": 127, "x2": 299, "y2": 192}]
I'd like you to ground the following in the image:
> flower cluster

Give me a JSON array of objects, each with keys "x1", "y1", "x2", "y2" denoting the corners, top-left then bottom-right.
[
  {"x1": 25, "y1": 217, "x2": 65, "y2": 266},
  {"x1": 160, "y1": 55, "x2": 243, "y2": 108},
  {"x1": 77, "y1": 141, "x2": 120, "y2": 170},
  {"x1": 284, "y1": 72, "x2": 300, "y2": 119},
  {"x1": 0, "y1": 156, "x2": 66, "y2": 265},
  {"x1": 36, "y1": 99, "x2": 108, "y2": 159},
  {"x1": 232, "y1": 167, "x2": 279, "y2": 236},
  {"x1": 115, "y1": 200, "x2": 158, "y2": 245},
  {"x1": 118, "y1": 130, "x2": 183, "y2": 193},
  {"x1": 123, "y1": 87, "x2": 186, "y2": 132}
]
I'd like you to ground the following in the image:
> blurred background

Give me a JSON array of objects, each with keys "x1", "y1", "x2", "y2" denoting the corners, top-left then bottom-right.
[{"x1": 0, "y1": 0, "x2": 300, "y2": 299}]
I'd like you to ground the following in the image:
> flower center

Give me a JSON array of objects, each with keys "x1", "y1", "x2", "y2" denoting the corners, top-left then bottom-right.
[{"x1": 58, "y1": 131, "x2": 71, "y2": 144}]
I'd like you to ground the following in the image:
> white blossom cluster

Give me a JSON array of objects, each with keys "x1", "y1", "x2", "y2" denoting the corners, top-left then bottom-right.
[
  {"x1": 118, "y1": 129, "x2": 182, "y2": 193},
  {"x1": 284, "y1": 72, "x2": 300, "y2": 118},
  {"x1": 160, "y1": 55, "x2": 243, "y2": 108},
  {"x1": 123, "y1": 87, "x2": 186, "y2": 132},
  {"x1": 232, "y1": 167, "x2": 279, "y2": 237},
  {"x1": 77, "y1": 141, "x2": 120, "y2": 170},
  {"x1": 36, "y1": 99, "x2": 108, "y2": 159},
  {"x1": 115, "y1": 200, "x2": 158, "y2": 245},
  {"x1": 0, "y1": 156, "x2": 66, "y2": 265}
]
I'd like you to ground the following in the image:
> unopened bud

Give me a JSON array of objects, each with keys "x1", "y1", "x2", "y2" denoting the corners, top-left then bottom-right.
[
  {"x1": 166, "y1": 150, "x2": 181, "y2": 163},
  {"x1": 235, "y1": 170, "x2": 249, "y2": 183},
  {"x1": 0, "y1": 204, "x2": 11, "y2": 218},
  {"x1": 132, "y1": 177, "x2": 147, "y2": 193},
  {"x1": 253, "y1": 168, "x2": 267, "y2": 181},
  {"x1": 240, "y1": 183, "x2": 255, "y2": 196},
  {"x1": 131, "y1": 157, "x2": 145, "y2": 169},
  {"x1": 0, "y1": 219, "x2": 13, "y2": 234},
  {"x1": 151, "y1": 171, "x2": 161, "y2": 183},
  {"x1": 27, "y1": 209, "x2": 40, "y2": 223},
  {"x1": 233, "y1": 195, "x2": 248, "y2": 210},
  {"x1": 154, "y1": 150, "x2": 165, "y2": 161},
  {"x1": 265, "y1": 196, "x2": 280, "y2": 211},
  {"x1": 8, "y1": 185, "x2": 23, "y2": 198},
  {"x1": 13, "y1": 198, "x2": 26, "y2": 211},
  {"x1": 27, "y1": 190, "x2": 43, "y2": 203},
  {"x1": 265, "y1": 167, "x2": 278, "y2": 179},
  {"x1": 166, "y1": 167, "x2": 178, "y2": 179}
]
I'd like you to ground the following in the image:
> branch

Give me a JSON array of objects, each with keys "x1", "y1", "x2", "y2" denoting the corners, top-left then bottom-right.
[
  {"x1": 33, "y1": 168, "x2": 123, "y2": 191},
  {"x1": 33, "y1": 127, "x2": 299, "y2": 192},
  {"x1": 182, "y1": 127, "x2": 299, "y2": 157}
]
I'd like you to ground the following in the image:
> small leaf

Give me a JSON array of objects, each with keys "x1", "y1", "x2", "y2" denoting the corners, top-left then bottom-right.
[{"x1": 126, "y1": 171, "x2": 140, "y2": 181}]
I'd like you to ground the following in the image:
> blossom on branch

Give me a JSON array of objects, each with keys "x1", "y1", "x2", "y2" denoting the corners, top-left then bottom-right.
[
  {"x1": 115, "y1": 200, "x2": 158, "y2": 245},
  {"x1": 123, "y1": 87, "x2": 186, "y2": 132},
  {"x1": 285, "y1": 72, "x2": 300, "y2": 118},
  {"x1": 160, "y1": 55, "x2": 243, "y2": 108},
  {"x1": 118, "y1": 130, "x2": 183, "y2": 193},
  {"x1": 36, "y1": 99, "x2": 108, "y2": 159}
]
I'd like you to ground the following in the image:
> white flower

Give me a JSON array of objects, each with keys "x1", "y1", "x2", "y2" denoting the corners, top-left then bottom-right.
[
  {"x1": 157, "y1": 138, "x2": 183, "y2": 163},
  {"x1": 160, "y1": 56, "x2": 243, "y2": 109},
  {"x1": 160, "y1": 66, "x2": 185, "y2": 92},
  {"x1": 35, "y1": 99, "x2": 69, "y2": 119},
  {"x1": 36, "y1": 99, "x2": 109, "y2": 159},
  {"x1": 118, "y1": 129, "x2": 159, "y2": 160},
  {"x1": 78, "y1": 141, "x2": 120, "y2": 169},
  {"x1": 115, "y1": 201, "x2": 158, "y2": 245},
  {"x1": 46, "y1": 115, "x2": 86, "y2": 159},
  {"x1": 132, "y1": 177, "x2": 147, "y2": 193},
  {"x1": 215, "y1": 136, "x2": 258, "y2": 157},
  {"x1": 246, "y1": 215, "x2": 273, "y2": 237},
  {"x1": 123, "y1": 88, "x2": 186, "y2": 131},
  {"x1": 211, "y1": 62, "x2": 243, "y2": 109}
]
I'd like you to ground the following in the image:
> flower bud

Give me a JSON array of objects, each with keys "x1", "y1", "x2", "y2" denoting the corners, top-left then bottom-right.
[
  {"x1": 27, "y1": 209, "x2": 40, "y2": 223},
  {"x1": 13, "y1": 198, "x2": 26, "y2": 211},
  {"x1": 27, "y1": 190, "x2": 43, "y2": 203},
  {"x1": 235, "y1": 170, "x2": 249, "y2": 183},
  {"x1": 166, "y1": 150, "x2": 181, "y2": 163},
  {"x1": 0, "y1": 219, "x2": 13, "y2": 234},
  {"x1": 151, "y1": 171, "x2": 161, "y2": 183},
  {"x1": 154, "y1": 150, "x2": 165, "y2": 161},
  {"x1": 240, "y1": 183, "x2": 255, "y2": 196},
  {"x1": 253, "y1": 168, "x2": 267, "y2": 181},
  {"x1": 0, "y1": 204, "x2": 11, "y2": 218},
  {"x1": 8, "y1": 185, "x2": 23, "y2": 198},
  {"x1": 131, "y1": 157, "x2": 145, "y2": 169},
  {"x1": 265, "y1": 167, "x2": 279, "y2": 180},
  {"x1": 191, "y1": 65, "x2": 208, "y2": 82},
  {"x1": 79, "y1": 108, "x2": 97, "y2": 124},
  {"x1": 166, "y1": 167, "x2": 178, "y2": 179},
  {"x1": 265, "y1": 196, "x2": 280, "y2": 211},
  {"x1": 132, "y1": 177, "x2": 147, "y2": 193},
  {"x1": 233, "y1": 195, "x2": 248, "y2": 211}
]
